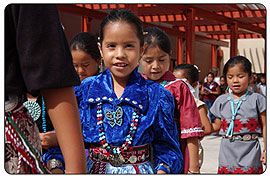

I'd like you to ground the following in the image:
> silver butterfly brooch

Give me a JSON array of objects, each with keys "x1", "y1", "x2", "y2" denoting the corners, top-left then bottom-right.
[{"x1": 105, "y1": 107, "x2": 123, "y2": 127}]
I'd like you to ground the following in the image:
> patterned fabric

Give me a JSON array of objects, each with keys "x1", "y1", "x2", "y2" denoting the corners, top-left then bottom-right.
[
  {"x1": 220, "y1": 118, "x2": 262, "y2": 134},
  {"x1": 218, "y1": 166, "x2": 263, "y2": 174},
  {"x1": 5, "y1": 101, "x2": 49, "y2": 174},
  {"x1": 210, "y1": 92, "x2": 265, "y2": 136},
  {"x1": 76, "y1": 68, "x2": 183, "y2": 173}
]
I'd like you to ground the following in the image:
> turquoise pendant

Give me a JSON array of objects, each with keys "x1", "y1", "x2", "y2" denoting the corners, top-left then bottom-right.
[{"x1": 23, "y1": 101, "x2": 41, "y2": 121}]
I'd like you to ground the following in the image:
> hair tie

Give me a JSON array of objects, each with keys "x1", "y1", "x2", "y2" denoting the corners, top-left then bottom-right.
[{"x1": 193, "y1": 65, "x2": 200, "y2": 72}]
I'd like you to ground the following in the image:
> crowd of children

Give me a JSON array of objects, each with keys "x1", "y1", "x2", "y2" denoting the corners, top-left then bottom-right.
[{"x1": 5, "y1": 5, "x2": 266, "y2": 174}]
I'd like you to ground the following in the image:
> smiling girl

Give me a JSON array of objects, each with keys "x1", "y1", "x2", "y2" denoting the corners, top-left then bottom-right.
[{"x1": 76, "y1": 9, "x2": 183, "y2": 174}]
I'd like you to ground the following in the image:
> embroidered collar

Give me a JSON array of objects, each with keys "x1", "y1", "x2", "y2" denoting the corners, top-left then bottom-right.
[{"x1": 84, "y1": 68, "x2": 148, "y2": 112}]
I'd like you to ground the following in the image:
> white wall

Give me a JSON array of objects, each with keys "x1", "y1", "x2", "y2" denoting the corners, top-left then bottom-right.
[{"x1": 220, "y1": 38, "x2": 265, "y2": 74}]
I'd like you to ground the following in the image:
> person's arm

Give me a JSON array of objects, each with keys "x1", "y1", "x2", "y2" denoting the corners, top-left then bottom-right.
[
  {"x1": 259, "y1": 110, "x2": 266, "y2": 165},
  {"x1": 211, "y1": 118, "x2": 222, "y2": 132},
  {"x1": 210, "y1": 85, "x2": 221, "y2": 95},
  {"x1": 41, "y1": 87, "x2": 86, "y2": 174},
  {"x1": 198, "y1": 105, "x2": 212, "y2": 135},
  {"x1": 187, "y1": 137, "x2": 200, "y2": 174},
  {"x1": 200, "y1": 85, "x2": 206, "y2": 95}
]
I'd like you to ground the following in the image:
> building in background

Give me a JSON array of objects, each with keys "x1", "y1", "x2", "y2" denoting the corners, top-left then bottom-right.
[{"x1": 58, "y1": 4, "x2": 266, "y2": 82}]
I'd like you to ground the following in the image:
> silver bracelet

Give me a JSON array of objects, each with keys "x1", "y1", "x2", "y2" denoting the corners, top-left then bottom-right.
[
  {"x1": 47, "y1": 159, "x2": 63, "y2": 171},
  {"x1": 188, "y1": 169, "x2": 200, "y2": 174}
]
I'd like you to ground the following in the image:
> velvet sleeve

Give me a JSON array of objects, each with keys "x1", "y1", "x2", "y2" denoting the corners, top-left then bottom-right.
[
  {"x1": 152, "y1": 88, "x2": 183, "y2": 174},
  {"x1": 42, "y1": 147, "x2": 65, "y2": 171}
]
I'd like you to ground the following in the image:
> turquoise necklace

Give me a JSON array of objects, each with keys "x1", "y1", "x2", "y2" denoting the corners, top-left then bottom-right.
[
  {"x1": 23, "y1": 97, "x2": 47, "y2": 133},
  {"x1": 161, "y1": 80, "x2": 167, "y2": 87},
  {"x1": 226, "y1": 89, "x2": 249, "y2": 137},
  {"x1": 41, "y1": 98, "x2": 47, "y2": 133}
]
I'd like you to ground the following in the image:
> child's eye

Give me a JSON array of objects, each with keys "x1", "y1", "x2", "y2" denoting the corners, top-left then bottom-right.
[
  {"x1": 126, "y1": 44, "x2": 134, "y2": 48},
  {"x1": 107, "y1": 44, "x2": 115, "y2": 48},
  {"x1": 159, "y1": 59, "x2": 165, "y2": 62},
  {"x1": 227, "y1": 76, "x2": 232, "y2": 79},
  {"x1": 83, "y1": 64, "x2": 90, "y2": 67},
  {"x1": 143, "y1": 59, "x2": 152, "y2": 64},
  {"x1": 73, "y1": 64, "x2": 78, "y2": 68}
]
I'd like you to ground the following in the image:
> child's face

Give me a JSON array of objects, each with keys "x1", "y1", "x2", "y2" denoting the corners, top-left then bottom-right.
[
  {"x1": 207, "y1": 74, "x2": 214, "y2": 83},
  {"x1": 72, "y1": 49, "x2": 99, "y2": 81},
  {"x1": 260, "y1": 77, "x2": 266, "y2": 84},
  {"x1": 226, "y1": 63, "x2": 250, "y2": 98},
  {"x1": 99, "y1": 22, "x2": 143, "y2": 81},
  {"x1": 220, "y1": 77, "x2": 225, "y2": 86},
  {"x1": 141, "y1": 46, "x2": 170, "y2": 81}
]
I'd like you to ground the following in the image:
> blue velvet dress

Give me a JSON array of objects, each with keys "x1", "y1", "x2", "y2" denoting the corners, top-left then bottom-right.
[{"x1": 75, "y1": 68, "x2": 183, "y2": 174}]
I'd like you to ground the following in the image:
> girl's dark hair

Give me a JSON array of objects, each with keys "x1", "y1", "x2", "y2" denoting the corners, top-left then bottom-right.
[
  {"x1": 173, "y1": 64, "x2": 199, "y2": 84},
  {"x1": 223, "y1": 56, "x2": 252, "y2": 77},
  {"x1": 143, "y1": 27, "x2": 171, "y2": 55},
  {"x1": 207, "y1": 72, "x2": 215, "y2": 78},
  {"x1": 70, "y1": 32, "x2": 101, "y2": 61},
  {"x1": 99, "y1": 9, "x2": 144, "y2": 46},
  {"x1": 220, "y1": 75, "x2": 225, "y2": 79}
]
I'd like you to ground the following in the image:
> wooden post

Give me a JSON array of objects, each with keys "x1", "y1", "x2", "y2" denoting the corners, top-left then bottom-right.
[
  {"x1": 185, "y1": 8, "x2": 195, "y2": 64},
  {"x1": 177, "y1": 37, "x2": 183, "y2": 65},
  {"x1": 211, "y1": 45, "x2": 217, "y2": 67},
  {"x1": 230, "y1": 22, "x2": 238, "y2": 58},
  {"x1": 81, "y1": 16, "x2": 91, "y2": 32}
]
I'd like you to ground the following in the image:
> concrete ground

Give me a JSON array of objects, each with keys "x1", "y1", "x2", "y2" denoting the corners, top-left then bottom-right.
[{"x1": 200, "y1": 135, "x2": 266, "y2": 174}]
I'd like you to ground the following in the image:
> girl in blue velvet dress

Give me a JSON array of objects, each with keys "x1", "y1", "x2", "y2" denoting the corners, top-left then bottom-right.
[{"x1": 76, "y1": 9, "x2": 183, "y2": 174}]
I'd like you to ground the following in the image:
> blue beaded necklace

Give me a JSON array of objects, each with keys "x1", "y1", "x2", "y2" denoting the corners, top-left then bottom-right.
[
  {"x1": 41, "y1": 97, "x2": 47, "y2": 133},
  {"x1": 226, "y1": 89, "x2": 249, "y2": 137}
]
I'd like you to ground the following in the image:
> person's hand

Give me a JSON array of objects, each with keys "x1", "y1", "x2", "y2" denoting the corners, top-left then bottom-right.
[
  {"x1": 40, "y1": 131, "x2": 58, "y2": 149},
  {"x1": 260, "y1": 150, "x2": 266, "y2": 165},
  {"x1": 157, "y1": 170, "x2": 166, "y2": 174},
  {"x1": 204, "y1": 90, "x2": 210, "y2": 95}
]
